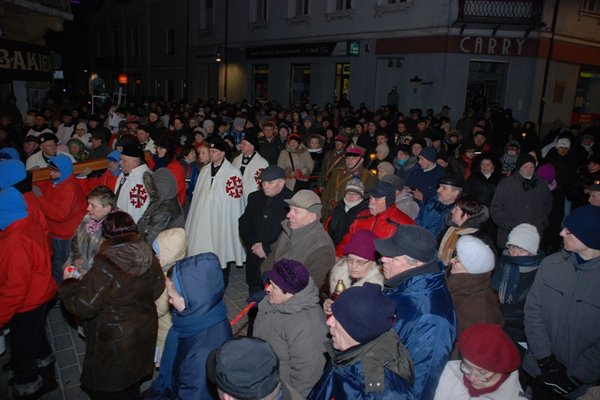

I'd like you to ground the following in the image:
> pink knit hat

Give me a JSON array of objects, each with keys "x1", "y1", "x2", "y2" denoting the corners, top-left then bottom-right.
[{"x1": 343, "y1": 230, "x2": 378, "y2": 261}]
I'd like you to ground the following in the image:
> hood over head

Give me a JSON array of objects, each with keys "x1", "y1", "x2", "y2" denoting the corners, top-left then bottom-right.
[{"x1": 153, "y1": 228, "x2": 187, "y2": 270}]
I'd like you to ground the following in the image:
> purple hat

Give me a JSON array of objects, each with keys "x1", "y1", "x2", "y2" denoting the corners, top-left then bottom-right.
[
  {"x1": 536, "y1": 164, "x2": 557, "y2": 191},
  {"x1": 344, "y1": 230, "x2": 378, "y2": 261},
  {"x1": 267, "y1": 259, "x2": 309, "y2": 294}
]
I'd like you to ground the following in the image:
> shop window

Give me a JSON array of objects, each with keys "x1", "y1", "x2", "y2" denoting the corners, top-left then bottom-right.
[
  {"x1": 334, "y1": 63, "x2": 351, "y2": 105},
  {"x1": 290, "y1": 63, "x2": 311, "y2": 106},
  {"x1": 253, "y1": 64, "x2": 269, "y2": 103}
]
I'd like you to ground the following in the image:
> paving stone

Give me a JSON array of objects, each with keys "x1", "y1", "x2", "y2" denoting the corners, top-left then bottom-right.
[
  {"x1": 56, "y1": 349, "x2": 78, "y2": 368},
  {"x1": 50, "y1": 321, "x2": 69, "y2": 336},
  {"x1": 52, "y1": 334, "x2": 72, "y2": 352},
  {"x1": 62, "y1": 385, "x2": 89, "y2": 399},
  {"x1": 58, "y1": 365, "x2": 81, "y2": 388}
]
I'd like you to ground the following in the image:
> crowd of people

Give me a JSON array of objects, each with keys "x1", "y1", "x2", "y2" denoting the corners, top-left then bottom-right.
[{"x1": 1, "y1": 93, "x2": 600, "y2": 399}]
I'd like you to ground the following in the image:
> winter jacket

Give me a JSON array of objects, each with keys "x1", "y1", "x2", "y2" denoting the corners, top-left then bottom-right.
[
  {"x1": 58, "y1": 233, "x2": 165, "y2": 392},
  {"x1": 321, "y1": 164, "x2": 378, "y2": 221},
  {"x1": 153, "y1": 228, "x2": 187, "y2": 365},
  {"x1": 336, "y1": 205, "x2": 415, "y2": 257},
  {"x1": 405, "y1": 164, "x2": 446, "y2": 204},
  {"x1": 309, "y1": 330, "x2": 414, "y2": 400},
  {"x1": 277, "y1": 143, "x2": 314, "y2": 191},
  {"x1": 384, "y1": 260, "x2": 457, "y2": 400},
  {"x1": 36, "y1": 174, "x2": 87, "y2": 240},
  {"x1": 434, "y1": 361, "x2": 527, "y2": 400},
  {"x1": 144, "y1": 252, "x2": 232, "y2": 400},
  {"x1": 415, "y1": 197, "x2": 454, "y2": 239},
  {"x1": 328, "y1": 257, "x2": 384, "y2": 295},
  {"x1": 491, "y1": 251, "x2": 544, "y2": 343},
  {"x1": 437, "y1": 206, "x2": 491, "y2": 266},
  {"x1": 81, "y1": 168, "x2": 119, "y2": 197},
  {"x1": 0, "y1": 215, "x2": 57, "y2": 326},
  {"x1": 165, "y1": 159, "x2": 186, "y2": 207},
  {"x1": 490, "y1": 173, "x2": 552, "y2": 248},
  {"x1": 255, "y1": 279, "x2": 328, "y2": 397},
  {"x1": 261, "y1": 220, "x2": 336, "y2": 293},
  {"x1": 326, "y1": 199, "x2": 369, "y2": 246},
  {"x1": 523, "y1": 251, "x2": 600, "y2": 391},
  {"x1": 137, "y1": 169, "x2": 185, "y2": 246},
  {"x1": 464, "y1": 170, "x2": 502, "y2": 207},
  {"x1": 446, "y1": 271, "x2": 504, "y2": 350}
]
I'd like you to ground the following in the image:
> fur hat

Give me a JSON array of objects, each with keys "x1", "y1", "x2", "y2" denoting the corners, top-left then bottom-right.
[
  {"x1": 331, "y1": 283, "x2": 396, "y2": 344},
  {"x1": 507, "y1": 224, "x2": 540, "y2": 255},
  {"x1": 455, "y1": 235, "x2": 495, "y2": 274}
]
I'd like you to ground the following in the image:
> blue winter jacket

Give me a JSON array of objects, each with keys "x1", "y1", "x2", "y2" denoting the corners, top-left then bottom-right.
[
  {"x1": 415, "y1": 198, "x2": 453, "y2": 238},
  {"x1": 145, "y1": 253, "x2": 232, "y2": 400},
  {"x1": 384, "y1": 262, "x2": 456, "y2": 400},
  {"x1": 309, "y1": 331, "x2": 414, "y2": 400}
]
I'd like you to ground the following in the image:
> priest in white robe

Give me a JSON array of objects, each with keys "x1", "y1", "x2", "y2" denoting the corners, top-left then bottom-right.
[
  {"x1": 232, "y1": 132, "x2": 269, "y2": 204},
  {"x1": 185, "y1": 139, "x2": 246, "y2": 276}
]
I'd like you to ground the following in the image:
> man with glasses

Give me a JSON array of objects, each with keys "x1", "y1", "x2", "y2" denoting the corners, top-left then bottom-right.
[{"x1": 375, "y1": 224, "x2": 456, "y2": 400}]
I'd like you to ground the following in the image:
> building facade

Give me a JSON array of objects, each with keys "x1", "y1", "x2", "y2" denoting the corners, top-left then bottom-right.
[{"x1": 87, "y1": 0, "x2": 600, "y2": 130}]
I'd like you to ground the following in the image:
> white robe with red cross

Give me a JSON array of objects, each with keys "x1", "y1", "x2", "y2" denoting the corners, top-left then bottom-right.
[
  {"x1": 231, "y1": 152, "x2": 269, "y2": 204},
  {"x1": 185, "y1": 159, "x2": 246, "y2": 268},
  {"x1": 115, "y1": 163, "x2": 151, "y2": 223}
]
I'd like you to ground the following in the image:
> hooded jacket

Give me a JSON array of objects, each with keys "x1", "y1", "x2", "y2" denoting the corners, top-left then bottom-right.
[
  {"x1": 277, "y1": 142, "x2": 314, "y2": 191},
  {"x1": 309, "y1": 330, "x2": 414, "y2": 400},
  {"x1": 36, "y1": 154, "x2": 87, "y2": 239},
  {"x1": 254, "y1": 279, "x2": 328, "y2": 397},
  {"x1": 137, "y1": 168, "x2": 185, "y2": 246},
  {"x1": 58, "y1": 233, "x2": 165, "y2": 392}
]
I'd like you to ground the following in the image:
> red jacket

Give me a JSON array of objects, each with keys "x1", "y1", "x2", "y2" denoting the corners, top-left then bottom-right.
[
  {"x1": 335, "y1": 205, "x2": 415, "y2": 257},
  {"x1": 37, "y1": 175, "x2": 88, "y2": 240},
  {"x1": 0, "y1": 215, "x2": 57, "y2": 326},
  {"x1": 79, "y1": 170, "x2": 120, "y2": 196},
  {"x1": 166, "y1": 159, "x2": 186, "y2": 206}
]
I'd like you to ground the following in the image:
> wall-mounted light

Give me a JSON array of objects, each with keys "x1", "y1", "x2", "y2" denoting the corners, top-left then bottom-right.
[
  {"x1": 409, "y1": 75, "x2": 432, "y2": 93},
  {"x1": 215, "y1": 48, "x2": 222, "y2": 62}
]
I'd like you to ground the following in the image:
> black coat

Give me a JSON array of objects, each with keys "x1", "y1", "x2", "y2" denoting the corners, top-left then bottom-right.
[
  {"x1": 464, "y1": 169, "x2": 502, "y2": 207},
  {"x1": 238, "y1": 186, "x2": 293, "y2": 255},
  {"x1": 327, "y1": 199, "x2": 369, "y2": 246}
]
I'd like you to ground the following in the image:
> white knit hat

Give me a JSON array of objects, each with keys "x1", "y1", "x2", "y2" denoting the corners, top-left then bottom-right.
[
  {"x1": 556, "y1": 138, "x2": 571, "y2": 149},
  {"x1": 456, "y1": 235, "x2": 496, "y2": 274},
  {"x1": 507, "y1": 223, "x2": 539, "y2": 255}
]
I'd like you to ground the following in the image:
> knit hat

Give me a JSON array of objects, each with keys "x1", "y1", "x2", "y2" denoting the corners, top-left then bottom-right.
[
  {"x1": 507, "y1": 224, "x2": 540, "y2": 255},
  {"x1": 420, "y1": 147, "x2": 437, "y2": 163},
  {"x1": 535, "y1": 164, "x2": 557, "y2": 191},
  {"x1": 287, "y1": 133, "x2": 302, "y2": 144},
  {"x1": 156, "y1": 136, "x2": 176, "y2": 155},
  {"x1": 377, "y1": 161, "x2": 394, "y2": 177},
  {"x1": 345, "y1": 177, "x2": 365, "y2": 197},
  {"x1": 76, "y1": 122, "x2": 87, "y2": 132},
  {"x1": 375, "y1": 225, "x2": 437, "y2": 263},
  {"x1": 345, "y1": 144, "x2": 365, "y2": 157},
  {"x1": 0, "y1": 159, "x2": 26, "y2": 190},
  {"x1": 370, "y1": 181, "x2": 396, "y2": 208},
  {"x1": 258, "y1": 165, "x2": 284, "y2": 182},
  {"x1": 331, "y1": 283, "x2": 396, "y2": 344},
  {"x1": 207, "y1": 337, "x2": 280, "y2": 400},
  {"x1": 23, "y1": 135, "x2": 40, "y2": 144},
  {"x1": 556, "y1": 138, "x2": 571, "y2": 149},
  {"x1": 285, "y1": 190, "x2": 322, "y2": 216},
  {"x1": 381, "y1": 174, "x2": 405, "y2": 191},
  {"x1": 455, "y1": 235, "x2": 496, "y2": 274},
  {"x1": 233, "y1": 117, "x2": 246, "y2": 130},
  {"x1": 563, "y1": 205, "x2": 600, "y2": 250},
  {"x1": 107, "y1": 150, "x2": 122, "y2": 162},
  {"x1": 344, "y1": 229, "x2": 378, "y2": 261},
  {"x1": 458, "y1": 323, "x2": 521, "y2": 373},
  {"x1": 121, "y1": 143, "x2": 145, "y2": 161},
  {"x1": 266, "y1": 259, "x2": 309, "y2": 294},
  {"x1": 242, "y1": 132, "x2": 260, "y2": 150},
  {"x1": 515, "y1": 154, "x2": 536, "y2": 172},
  {"x1": 0, "y1": 187, "x2": 28, "y2": 230},
  {"x1": 203, "y1": 119, "x2": 214, "y2": 130}
]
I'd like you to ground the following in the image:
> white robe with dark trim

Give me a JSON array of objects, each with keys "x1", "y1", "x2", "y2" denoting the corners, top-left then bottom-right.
[
  {"x1": 185, "y1": 159, "x2": 246, "y2": 268},
  {"x1": 232, "y1": 152, "x2": 269, "y2": 204}
]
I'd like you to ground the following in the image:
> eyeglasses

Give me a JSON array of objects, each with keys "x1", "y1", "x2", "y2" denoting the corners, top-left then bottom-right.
[
  {"x1": 346, "y1": 256, "x2": 371, "y2": 268},
  {"x1": 459, "y1": 361, "x2": 493, "y2": 382}
]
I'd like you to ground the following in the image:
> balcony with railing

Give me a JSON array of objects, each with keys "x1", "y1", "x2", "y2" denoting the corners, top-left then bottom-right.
[{"x1": 455, "y1": 0, "x2": 545, "y2": 27}]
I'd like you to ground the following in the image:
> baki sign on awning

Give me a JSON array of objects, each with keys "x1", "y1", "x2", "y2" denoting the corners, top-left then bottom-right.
[{"x1": 0, "y1": 39, "x2": 53, "y2": 81}]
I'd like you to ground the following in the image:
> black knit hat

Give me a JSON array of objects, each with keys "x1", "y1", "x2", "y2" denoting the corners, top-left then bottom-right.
[
  {"x1": 515, "y1": 154, "x2": 537, "y2": 172},
  {"x1": 242, "y1": 132, "x2": 260, "y2": 151},
  {"x1": 121, "y1": 144, "x2": 145, "y2": 161}
]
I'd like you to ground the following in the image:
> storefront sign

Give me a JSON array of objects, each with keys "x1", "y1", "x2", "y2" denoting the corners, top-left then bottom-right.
[
  {"x1": 0, "y1": 39, "x2": 52, "y2": 81},
  {"x1": 247, "y1": 42, "x2": 337, "y2": 59},
  {"x1": 459, "y1": 36, "x2": 527, "y2": 56}
]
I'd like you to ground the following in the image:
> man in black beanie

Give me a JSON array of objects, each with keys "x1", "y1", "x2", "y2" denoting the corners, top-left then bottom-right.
[
  {"x1": 115, "y1": 144, "x2": 151, "y2": 223},
  {"x1": 309, "y1": 283, "x2": 414, "y2": 399},
  {"x1": 490, "y1": 153, "x2": 552, "y2": 249}
]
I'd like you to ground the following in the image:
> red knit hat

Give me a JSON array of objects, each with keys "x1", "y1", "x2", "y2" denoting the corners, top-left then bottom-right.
[
  {"x1": 343, "y1": 230, "x2": 378, "y2": 261},
  {"x1": 459, "y1": 324, "x2": 521, "y2": 373}
]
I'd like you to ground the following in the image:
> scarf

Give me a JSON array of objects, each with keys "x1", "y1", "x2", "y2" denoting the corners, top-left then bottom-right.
[
  {"x1": 85, "y1": 217, "x2": 104, "y2": 236},
  {"x1": 153, "y1": 155, "x2": 170, "y2": 170},
  {"x1": 492, "y1": 252, "x2": 543, "y2": 304},
  {"x1": 463, "y1": 372, "x2": 509, "y2": 397},
  {"x1": 151, "y1": 300, "x2": 228, "y2": 394}
]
